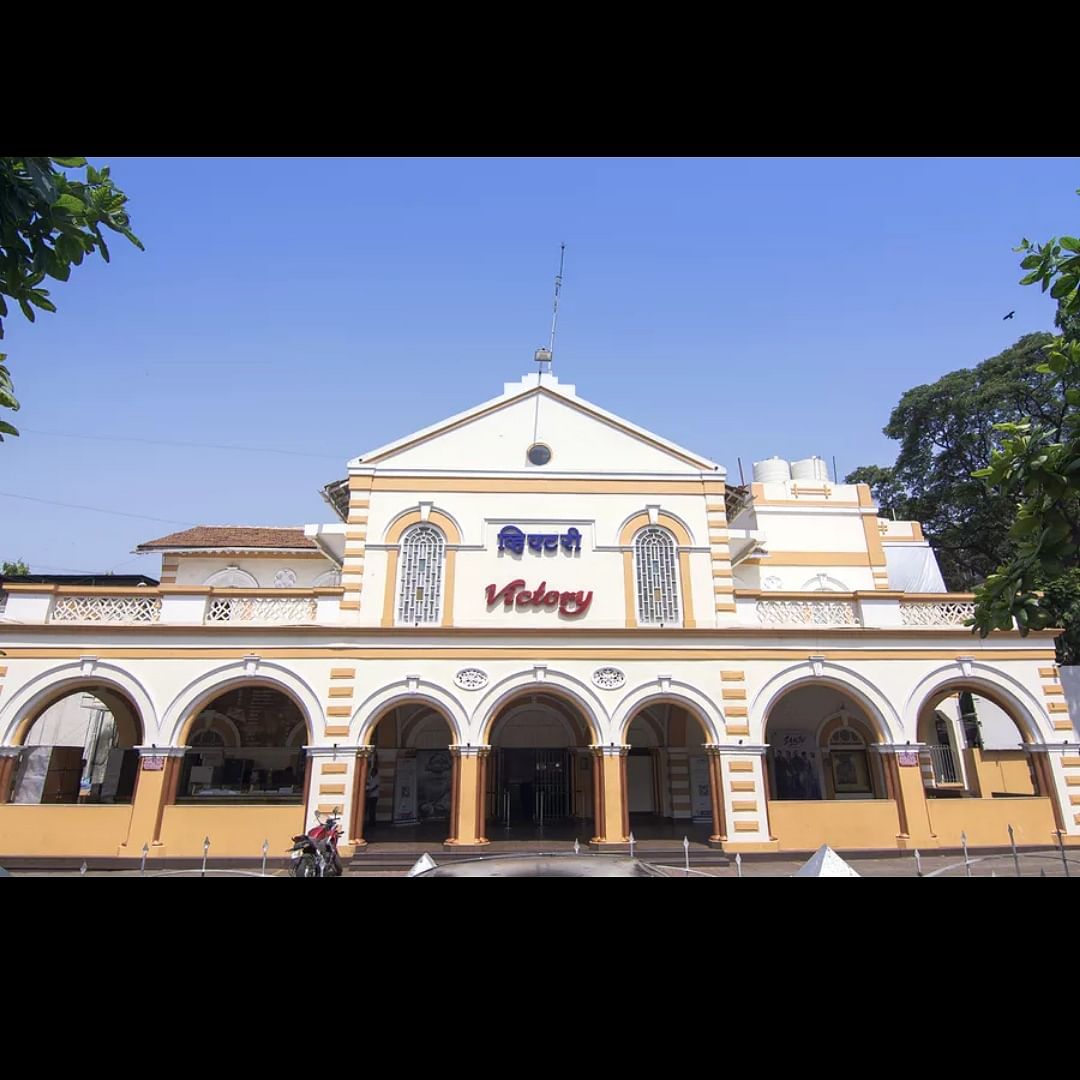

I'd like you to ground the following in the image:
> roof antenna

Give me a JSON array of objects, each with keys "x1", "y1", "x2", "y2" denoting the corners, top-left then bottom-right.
[{"x1": 533, "y1": 243, "x2": 565, "y2": 379}]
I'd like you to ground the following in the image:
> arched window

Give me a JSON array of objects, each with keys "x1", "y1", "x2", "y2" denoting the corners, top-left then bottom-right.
[
  {"x1": 397, "y1": 524, "x2": 446, "y2": 624},
  {"x1": 800, "y1": 573, "x2": 849, "y2": 592},
  {"x1": 827, "y1": 727, "x2": 872, "y2": 797},
  {"x1": 634, "y1": 527, "x2": 680, "y2": 625},
  {"x1": 204, "y1": 566, "x2": 259, "y2": 588}
]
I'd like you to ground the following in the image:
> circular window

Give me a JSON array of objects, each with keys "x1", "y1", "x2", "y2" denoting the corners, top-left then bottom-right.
[{"x1": 527, "y1": 443, "x2": 552, "y2": 466}]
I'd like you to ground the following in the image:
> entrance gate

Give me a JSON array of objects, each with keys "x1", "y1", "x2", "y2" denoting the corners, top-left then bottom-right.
[{"x1": 490, "y1": 748, "x2": 573, "y2": 827}]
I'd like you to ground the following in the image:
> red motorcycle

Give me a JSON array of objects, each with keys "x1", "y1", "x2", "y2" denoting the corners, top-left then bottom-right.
[{"x1": 289, "y1": 808, "x2": 343, "y2": 877}]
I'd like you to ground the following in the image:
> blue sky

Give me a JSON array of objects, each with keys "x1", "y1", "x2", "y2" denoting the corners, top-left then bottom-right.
[{"x1": 2, "y1": 156, "x2": 1078, "y2": 576}]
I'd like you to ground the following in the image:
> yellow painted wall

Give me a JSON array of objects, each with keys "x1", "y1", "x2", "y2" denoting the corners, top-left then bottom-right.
[
  {"x1": 973, "y1": 750, "x2": 1037, "y2": 796},
  {"x1": 158, "y1": 805, "x2": 305, "y2": 857},
  {"x1": 0, "y1": 805, "x2": 133, "y2": 857},
  {"x1": 769, "y1": 800, "x2": 900, "y2": 851},
  {"x1": 926, "y1": 797, "x2": 1055, "y2": 848}
]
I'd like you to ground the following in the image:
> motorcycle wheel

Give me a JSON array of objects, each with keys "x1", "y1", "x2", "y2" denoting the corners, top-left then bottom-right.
[{"x1": 291, "y1": 853, "x2": 318, "y2": 878}]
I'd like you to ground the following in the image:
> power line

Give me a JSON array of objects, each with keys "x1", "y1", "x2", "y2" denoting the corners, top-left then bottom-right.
[
  {"x1": 0, "y1": 492, "x2": 193, "y2": 527},
  {"x1": 18, "y1": 427, "x2": 345, "y2": 461}
]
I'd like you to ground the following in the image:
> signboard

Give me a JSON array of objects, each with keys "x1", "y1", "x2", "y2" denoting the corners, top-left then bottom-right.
[
  {"x1": 897, "y1": 750, "x2": 920, "y2": 767},
  {"x1": 485, "y1": 579, "x2": 592, "y2": 616},
  {"x1": 141, "y1": 756, "x2": 166, "y2": 771},
  {"x1": 497, "y1": 526, "x2": 581, "y2": 554}
]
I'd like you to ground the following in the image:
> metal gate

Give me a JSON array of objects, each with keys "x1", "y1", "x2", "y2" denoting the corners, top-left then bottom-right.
[{"x1": 490, "y1": 749, "x2": 572, "y2": 826}]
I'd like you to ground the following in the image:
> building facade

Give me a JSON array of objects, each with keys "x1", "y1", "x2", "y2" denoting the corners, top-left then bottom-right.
[{"x1": 1, "y1": 372, "x2": 1078, "y2": 862}]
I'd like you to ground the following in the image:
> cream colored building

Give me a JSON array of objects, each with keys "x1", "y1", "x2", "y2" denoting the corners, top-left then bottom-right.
[{"x1": 1, "y1": 372, "x2": 1077, "y2": 862}]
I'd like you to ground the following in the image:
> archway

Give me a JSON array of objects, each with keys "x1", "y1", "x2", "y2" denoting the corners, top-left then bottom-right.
[
  {"x1": 763, "y1": 684, "x2": 889, "y2": 802},
  {"x1": 486, "y1": 691, "x2": 596, "y2": 841},
  {"x1": 174, "y1": 684, "x2": 309, "y2": 804},
  {"x1": 8, "y1": 684, "x2": 144, "y2": 805},
  {"x1": 361, "y1": 702, "x2": 455, "y2": 843},
  {"x1": 623, "y1": 702, "x2": 720, "y2": 841},
  {"x1": 916, "y1": 685, "x2": 1039, "y2": 799}
]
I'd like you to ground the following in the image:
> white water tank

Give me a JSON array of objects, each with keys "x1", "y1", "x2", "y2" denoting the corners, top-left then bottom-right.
[
  {"x1": 791, "y1": 456, "x2": 829, "y2": 481},
  {"x1": 752, "y1": 457, "x2": 791, "y2": 483}
]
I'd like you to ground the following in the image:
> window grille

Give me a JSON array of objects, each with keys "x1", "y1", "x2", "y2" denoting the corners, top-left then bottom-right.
[
  {"x1": 634, "y1": 527, "x2": 679, "y2": 624},
  {"x1": 398, "y1": 524, "x2": 445, "y2": 624}
]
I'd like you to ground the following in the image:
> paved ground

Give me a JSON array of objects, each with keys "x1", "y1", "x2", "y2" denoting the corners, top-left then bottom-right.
[{"x1": 5, "y1": 849, "x2": 1078, "y2": 877}]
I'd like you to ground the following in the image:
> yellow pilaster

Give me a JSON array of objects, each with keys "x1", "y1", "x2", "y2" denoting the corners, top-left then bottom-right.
[
  {"x1": 347, "y1": 746, "x2": 375, "y2": 851},
  {"x1": 118, "y1": 747, "x2": 185, "y2": 858},
  {"x1": 445, "y1": 746, "x2": 490, "y2": 848},
  {"x1": 883, "y1": 747, "x2": 937, "y2": 849},
  {"x1": 590, "y1": 745, "x2": 630, "y2": 847}
]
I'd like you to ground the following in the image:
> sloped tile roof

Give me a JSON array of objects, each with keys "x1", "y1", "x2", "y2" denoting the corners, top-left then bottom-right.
[{"x1": 137, "y1": 526, "x2": 318, "y2": 551}]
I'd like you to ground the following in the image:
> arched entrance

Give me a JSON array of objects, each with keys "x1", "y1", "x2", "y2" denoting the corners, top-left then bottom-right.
[
  {"x1": 761, "y1": 682, "x2": 906, "y2": 851},
  {"x1": 362, "y1": 703, "x2": 454, "y2": 842},
  {"x1": 175, "y1": 685, "x2": 308, "y2": 804},
  {"x1": 623, "y1": 703, "x2": 723, "y2": 841},
  {"x1": 763, "y1": 684, "x2": 888, "y2": 802},
  {"x1": 486, "y1": 692, "x2": 596, "y2": 841},
  {"x1": 917, "y1": 686, "x2": 1039, "y2": 799},
  {"x1": 8, "y1": 685, "x2": 143, "y2": 805}
]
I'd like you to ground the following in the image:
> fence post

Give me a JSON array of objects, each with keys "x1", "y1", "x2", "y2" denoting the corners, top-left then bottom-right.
[
  {"x1": 140, "y1": 841, "x2": 149, "y2": 877},
  {"x1": 735, "y1": 852, "x2": 742, "y2": 879},
  {"x1": 1057, "y1": 829, "x2": 1071, "y2": 878},
  {"x1": 961, "y1": 831, "x2": 971, "y2": 878},
  {"x1": 201, "y1": 835, "x2": 210, "y2": 878},
  {"x1": 683, "y1": 836, "x2": 690, "y2": 878},
  {"x1": 914, "y1": 849, "x2": 922, "y2": 878},
  {"x1": 261, "y1": 838, "x2": 269, "y2": 878},
  {"x1": 1008, "y1": 824, "x2": 1020, "y2": 877}
]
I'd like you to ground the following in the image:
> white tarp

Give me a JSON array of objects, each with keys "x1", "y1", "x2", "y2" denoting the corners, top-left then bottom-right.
[
  {"x1": 794, "y1": 844, "x2": 861, "y2": 877},
  {"x1": 883, "y1": 544, "x2": 947, "y2": 593}
]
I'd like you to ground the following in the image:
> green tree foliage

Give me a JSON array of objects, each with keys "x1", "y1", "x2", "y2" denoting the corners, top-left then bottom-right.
[
  {"x1": 971, "y1": 192, "x2": 1080, "y2": 638},
  {"x1": 846, "y1": 333, "x2": 1057, "y2": 590},
  {"x1": 1, "y1": 560, "x2": 30, "y2": 575},
  {"x1": 0, "y1": 157, "x2": 143, "y2": 441}
]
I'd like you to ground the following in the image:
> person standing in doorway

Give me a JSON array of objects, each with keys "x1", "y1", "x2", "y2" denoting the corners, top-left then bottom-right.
[{"x1": 365, "y1": 754, "x2": 380, "y2": 831}]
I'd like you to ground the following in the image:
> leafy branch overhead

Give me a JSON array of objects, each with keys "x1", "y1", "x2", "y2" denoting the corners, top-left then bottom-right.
[
  {"x1": 970, "y1": 190, "x2": 1080, "y2": 638},
  {"x1": 0, "y1": 157, "x2": 143, "y2": 441}
]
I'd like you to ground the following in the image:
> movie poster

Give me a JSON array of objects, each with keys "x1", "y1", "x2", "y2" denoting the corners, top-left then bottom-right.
[
  {"x1": 416, "y1": 750, "x2": 452, "y2": 821},
  {"x1": 393, "y1": 756, "x2": 418, "y2": 824},
  {"x1": 770, "y1": 729, "x2": 824, "y2": 800}
]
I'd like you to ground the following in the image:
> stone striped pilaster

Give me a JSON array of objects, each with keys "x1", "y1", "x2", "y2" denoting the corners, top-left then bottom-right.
[
  {"x1": 324, "y1": 665, "x2": 356, "y2": 739},
  {"x1": 1040, "y1": 664, "x2": 1075, "y2": 735},
  {"x1": 711, "y1": 745, "x2": 777, "y2": 851},
  {"x1": 720, "y1": 668, "x2": 749, "y2": 736},
  {"x1": 667, "y1": 746, "x2": 692, "y2": 819},
  {"x1": 339, "y1": 474, "x2": 372, "y2": 611},
  {"x1": 704, "y1": 481, "x2": 736, "y2": 619}
]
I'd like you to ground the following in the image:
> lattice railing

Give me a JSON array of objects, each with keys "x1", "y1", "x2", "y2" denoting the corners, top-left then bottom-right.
[
  {"x1": 205, "y1": 596, "x2": 317, "y2": 623},
  {"x1": 51, "y1": 594, "x2": 162, "y2": 623},
  {"x1": 899, "y1": 600, "x2": 975, "y2": 626},
  {"x1": 756, "y1": 599, "x2": 862, "y2": 626}
]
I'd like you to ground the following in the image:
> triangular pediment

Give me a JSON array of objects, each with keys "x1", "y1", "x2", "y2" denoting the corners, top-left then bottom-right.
[{"x1": 350, "y1": 375, "x2": 722, "y2": 476}]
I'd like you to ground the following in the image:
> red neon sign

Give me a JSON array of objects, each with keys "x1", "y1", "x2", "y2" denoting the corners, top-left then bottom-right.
[{"x1": 485, "y1": 579, "x2": 593, "y2": 617}]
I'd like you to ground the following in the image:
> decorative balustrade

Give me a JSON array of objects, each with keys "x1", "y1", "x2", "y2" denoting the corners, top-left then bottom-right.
[
  {"x1": 899, "y1": 599, "x2": 976, "y2": 627},
  {"x1": 50, "y1": 594, "x2": 162, "y2": 624},
  {"x1": 755, "y1": 599, "x2": 862, "y2": 627},
  {"x1": 205, "y1": 595, "x2": 317, "y2": 624}
]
